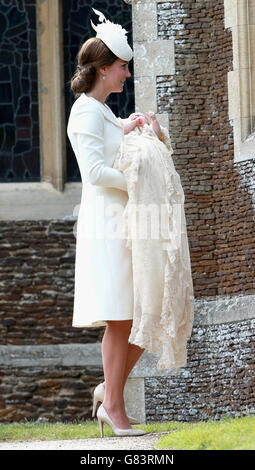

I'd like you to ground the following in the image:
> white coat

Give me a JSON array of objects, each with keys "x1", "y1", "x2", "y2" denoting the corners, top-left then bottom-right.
[{"x1": 67, "y1": 92, "x2": 133, "y2": 327}]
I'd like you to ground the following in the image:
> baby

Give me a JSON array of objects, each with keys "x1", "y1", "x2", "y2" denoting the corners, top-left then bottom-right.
[
  {"x1": 118, "y1": 110, "x2": 173, "y2": 156},
  {"x1": 123, "y1": 111, "x2": 163, "y2": 139}
]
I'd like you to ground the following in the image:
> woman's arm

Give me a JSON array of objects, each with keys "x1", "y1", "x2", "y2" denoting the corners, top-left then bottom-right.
[{"x1": 70, "y1": 105, "x2": 127, "y2": 191}]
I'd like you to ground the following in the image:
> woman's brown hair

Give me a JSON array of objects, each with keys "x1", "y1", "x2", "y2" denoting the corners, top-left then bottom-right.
[{"x1": 70, "y1": 37, "x2": 118, "y2": 98}]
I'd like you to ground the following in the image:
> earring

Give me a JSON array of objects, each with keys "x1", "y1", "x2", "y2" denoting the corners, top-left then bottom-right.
[{"x1": 102, "y1": 75, "x2": 106, "y2": 80}]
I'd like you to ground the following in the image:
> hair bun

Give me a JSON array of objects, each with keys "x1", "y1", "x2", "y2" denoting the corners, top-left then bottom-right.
[{"x1": 71, "y1": 62, "x2": 96, "y2": 96}]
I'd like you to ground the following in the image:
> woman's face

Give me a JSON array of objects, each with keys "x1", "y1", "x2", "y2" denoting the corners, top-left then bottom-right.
[{"x1": 104, "y1": 59, "x2": 131, "y2": 92}]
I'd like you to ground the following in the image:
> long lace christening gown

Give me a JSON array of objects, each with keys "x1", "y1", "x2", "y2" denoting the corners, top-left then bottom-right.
[{"x1": 113, "y1": 122, "x2": 195, "y2": 371}]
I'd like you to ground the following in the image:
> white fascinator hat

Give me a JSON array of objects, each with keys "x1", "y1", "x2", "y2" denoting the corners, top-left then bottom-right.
[{"x1": 90, "y1": 8, "x2": 133, "y2": 62}]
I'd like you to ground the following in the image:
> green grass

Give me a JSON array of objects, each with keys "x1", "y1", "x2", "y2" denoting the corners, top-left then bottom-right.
[
  {"x1": 0, "y1": 420, "x2": 178, "y2": 442},
  {"x1": 0, "y1": 415, "x2": 255, "y2": 450},
  {"x1": 155, "y1": 415, "x2": 255, "y2": 450},
  {"x1": 0, "y1": 420, "x2": 101, "y2": 442}
]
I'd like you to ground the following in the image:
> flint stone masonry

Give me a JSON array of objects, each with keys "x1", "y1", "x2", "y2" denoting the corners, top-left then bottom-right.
[
  {"x1": 145, "y1": 317, "x2": 255, "y2": 422},
  {"x1": 0, "y1": 365, "x2": 105, "y2": 423},
  {"x1": 0, "y1": 220, "x2": 104, "y2": 346}
]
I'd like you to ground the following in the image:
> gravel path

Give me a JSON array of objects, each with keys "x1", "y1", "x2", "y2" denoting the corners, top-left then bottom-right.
[{"x1": 0, "y1": 432, "x2": 168, "y2": 451}]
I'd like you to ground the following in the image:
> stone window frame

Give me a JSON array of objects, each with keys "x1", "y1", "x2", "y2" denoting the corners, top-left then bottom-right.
[
  {"x1": 37, "y1": 0, "x2": 66, "y2": 193},
  {"x1": 225, "y1": 0, "x2": 255, "y2": 162},
  {"x1": 0, "y1": 0, "x2": 80, "y2": 221}
]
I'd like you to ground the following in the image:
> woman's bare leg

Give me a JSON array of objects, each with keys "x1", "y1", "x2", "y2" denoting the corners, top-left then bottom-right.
[
  {"x1": 102, "y1": 331, "x2": 144, "y2": 396},
  {"x1": 102, "y1": 345, "x2": 144, "y2": 389},
  {"x1": 121, "y1": 343, "x2": 145, "y2": 393},
  {"x1": 101, "y1": 320, "x2": 133, "y2": 429}
]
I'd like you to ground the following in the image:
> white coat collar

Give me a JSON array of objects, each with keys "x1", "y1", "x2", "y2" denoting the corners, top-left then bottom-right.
[{"x1": 81, "y1": 92, "x2": 122, "y2": 129}]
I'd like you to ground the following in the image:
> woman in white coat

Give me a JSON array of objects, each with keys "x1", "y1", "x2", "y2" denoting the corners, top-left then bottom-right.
[{"x1": 67, "y1": 10, "x2": 148, "y2": 437}]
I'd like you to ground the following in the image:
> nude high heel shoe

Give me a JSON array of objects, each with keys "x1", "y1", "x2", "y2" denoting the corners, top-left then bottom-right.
[
  {"x1": 97, "y1": 404, "x2": 147, "y2": 438},
  {"x1": 92, "y1": 383, "x2": 140, "y2": 424},
  {"x1": 92, "y1": 383, "x2": 104, "y2": 418}
]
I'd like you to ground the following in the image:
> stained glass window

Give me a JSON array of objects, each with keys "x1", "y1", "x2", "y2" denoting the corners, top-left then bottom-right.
[
  {"x1": 62, "y1": 0, "x2": 134, "y2": 182},
  {"x1": 0, "y1": 0, "x2": 40, "y2": 182}
]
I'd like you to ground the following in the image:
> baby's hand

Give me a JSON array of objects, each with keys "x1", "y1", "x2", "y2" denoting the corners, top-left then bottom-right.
[
  {"x1": 123, "y1": 115, "x2": 146, "y2": 135},
  {"x1": 145, "y1": 111, "x2": 162, "y2": 138},
  {"x1": 129, "y1": 112, "x2": 148, "y2": 127}
]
